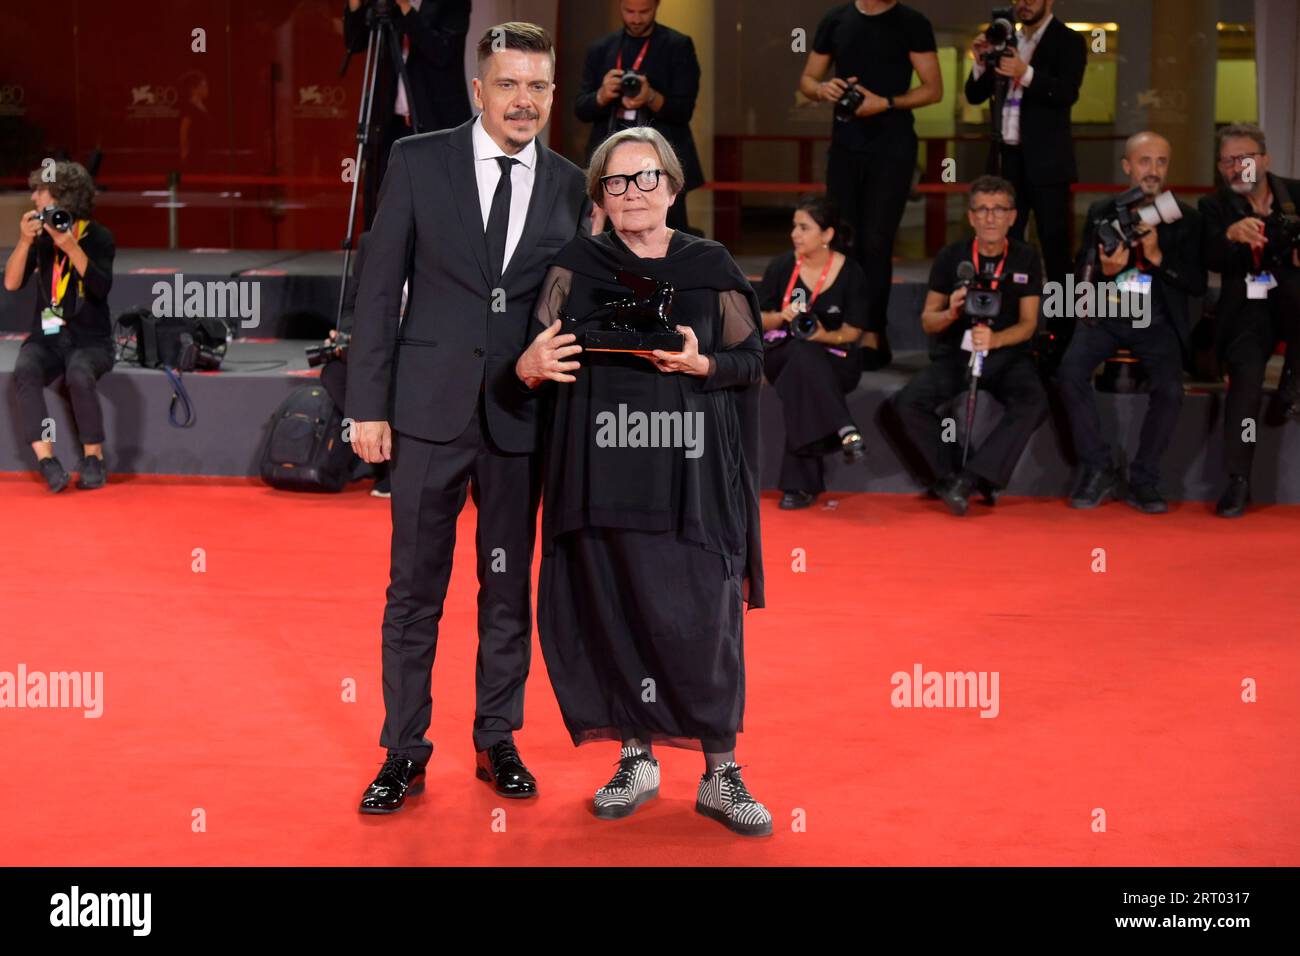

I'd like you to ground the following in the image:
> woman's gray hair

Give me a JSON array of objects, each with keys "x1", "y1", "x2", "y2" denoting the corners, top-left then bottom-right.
[
  {"x1": 27, "y1": 161, "x2": 97, "y2": 220},
  {"x1": 586, "y1": 127, "x2": 685, "y2": 205}
]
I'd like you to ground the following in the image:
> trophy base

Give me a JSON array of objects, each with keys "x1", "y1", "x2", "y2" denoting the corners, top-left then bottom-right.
[{"x1": 584, "y1": 329, "x2": 685, "y2": 355}]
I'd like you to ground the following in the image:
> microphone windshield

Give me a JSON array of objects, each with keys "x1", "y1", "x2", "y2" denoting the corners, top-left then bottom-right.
[{"x1": 956, "y1": 261, "x2": 976, "y2": 282}]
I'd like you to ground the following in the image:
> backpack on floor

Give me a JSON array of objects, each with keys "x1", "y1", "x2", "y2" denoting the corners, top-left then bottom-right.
[{"x1": 259, "y1": 385, "x2": 354, "y2": 492}]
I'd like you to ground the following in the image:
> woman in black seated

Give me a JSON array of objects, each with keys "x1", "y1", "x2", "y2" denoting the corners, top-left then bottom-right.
[
  {"x1": 757, "y1": 196, "x2": 869, "y2": 510},
  {"x1": 517, "y1": 127, "x2": 771, "y2": 836},
  {"x1": 3, "y1": 161, "x2": 115, "y2": 493}
]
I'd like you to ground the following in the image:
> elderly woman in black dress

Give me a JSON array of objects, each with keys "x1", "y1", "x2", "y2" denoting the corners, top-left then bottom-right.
[
  {"x1": 516, "y1": 127, "x2": 771, "y2": 836},
  {"x1": 757, "y1": 196, "x2": 871, "y2": 509}
]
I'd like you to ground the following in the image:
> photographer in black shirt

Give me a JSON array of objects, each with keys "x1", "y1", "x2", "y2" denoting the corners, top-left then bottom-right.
[
  {"x1": 1059, "y1": 132, "x2": 1205, "y2": 514},
  {"x1": 575, "y1": 0, "x2": 704, "y2": 232},
  {"x1": 757, "y1": 196, "x2": 870, "y2": 510},
  {"x1": 4, "y1": 162, "x2": 116, "y2": 493},
  {"x1": 891, "y1": 176, "x2": 1047, "y2": 515},
  {"x1": 1198, "y1": 123, "x2": 1300, "y2": 517},
  {"x1": 800, "y1": 1, "x2": 942, "y2": 361}
]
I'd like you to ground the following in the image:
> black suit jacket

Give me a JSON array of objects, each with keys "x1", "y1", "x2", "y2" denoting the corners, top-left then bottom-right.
[
  {"x1": 965, "y1": 17, "x2": 1087, "y2": 185},
  {"x1": 574, "y1": 24, "x2": 705, "y2": 192},
  {"x1": 343, "y1": 0, "x2": 472, "y2": 134},
  {"x1": 1199, "y1": 173, "x2": 1300, "y2": 331},
  {"x1": 345, "y1": 119, "x2": 592, "y2": 452},
  {"x1": 1076, "y1": 197, "x2": 1207, "y2": 355}
]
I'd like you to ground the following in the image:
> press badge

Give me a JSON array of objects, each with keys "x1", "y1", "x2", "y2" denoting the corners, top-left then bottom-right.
[
  {"x1": 1117, "y1": 269, "x2": 1152, "y2": 295},
  {"x1": 40, "y1": 307, "x2": 65, "y2": 335},
  {"x1": 1246, "y1": 272, "x2": 1277, "y2": 300}
]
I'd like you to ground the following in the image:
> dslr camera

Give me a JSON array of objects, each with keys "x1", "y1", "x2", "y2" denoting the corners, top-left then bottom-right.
[
  {"x1": 619, "y1": 70, "x2": 646, "y2": 99},
  {"x1": 982, "y1": 7, "x2": 1018, "y2": 68},
  {"x1": 834, "y1": 81, "x2": 865, "y2": 123},
  {"x1": 1261, "y1": 210, "x2": 1300, "y2": 271},
  {"x1": 306, "y1": 331, "x2": 351, "y2": 368},
  {"x1": 1096, "y1": 187, "x2": 1182, "y2": 255},
  {"x1": 35, "y1": 204, "x2": 73, "y2": 233},
  {"x1": 956, "y1": 260, "x2": 1001, "y2": 321}
]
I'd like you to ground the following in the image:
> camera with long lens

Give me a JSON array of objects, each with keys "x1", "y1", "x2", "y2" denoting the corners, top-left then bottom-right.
[
  {"x1": 1096, "y1": 186, "x2": 1183, "y2": 256},
  {"x1": 620, "y1": 70, "x2": 645, "y2": 99},
  {"x1": 982, "y1": 7, "x2": 1018, "y2": 68},
  {"x1": 35, "y1": 204, "x2": 73, "y2": 233},
  {"x1": 834, "y1": 81, "x2": 865, "y2": 123},
  {"x1": 306, "y1": 331, "x2": 351, "y2": 368},
  {"x1": 1261, "y1": 211, "x2": 1300, "y2": 271}
]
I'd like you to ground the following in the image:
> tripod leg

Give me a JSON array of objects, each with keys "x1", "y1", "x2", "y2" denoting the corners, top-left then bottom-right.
[
  {"x1": 383, "y1": 20, "x2": 422, "y2": 134},
  {"x1": 336, "y1": 27, "x2": 382, "y2": 332}
]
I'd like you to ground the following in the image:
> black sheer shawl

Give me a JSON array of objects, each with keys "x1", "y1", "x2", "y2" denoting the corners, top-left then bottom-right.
[{"x1": 532, "y1": 229, "x2": 766, "y2": 609}]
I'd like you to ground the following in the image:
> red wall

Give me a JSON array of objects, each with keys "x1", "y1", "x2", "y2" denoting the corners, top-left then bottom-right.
[{"x1": 0, "y1": 0, "x2": 372, "y2": 249}]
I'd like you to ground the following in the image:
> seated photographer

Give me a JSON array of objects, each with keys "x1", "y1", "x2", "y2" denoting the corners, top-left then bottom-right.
[
  {"x1": 891, "y1": 175, "x2": 1047, "y2": 516},
  {"x1": 757, "y1": 196, "x2": 869, "y2": 510},
  {"x1": 1198, "y1": 123, "x2": 1300, "y2": 518},
  {"x1": 1058, "y1": 132, "x2": 1205, "y2": 514},
  {"x1": 315, "y1": 231, "x2": 389, "y2": 496},
  {"x1": 4, "y1": 161, "x2": 116, "y2": 493}
]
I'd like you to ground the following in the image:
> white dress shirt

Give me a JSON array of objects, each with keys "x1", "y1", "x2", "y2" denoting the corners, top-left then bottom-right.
[
  {"x1": 971, "y1": 14, "x2": 1052, "y2": 146},
  {"x1": 471, "y1": 113, "x2": 537, "y2": 276}
]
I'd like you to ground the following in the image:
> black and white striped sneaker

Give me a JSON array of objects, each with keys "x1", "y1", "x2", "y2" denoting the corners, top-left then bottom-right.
[
  {"x1": 695, "y1": 762, "x2": 772, "y2": 836},
  {"x1": 593, "y1": 747, "x2": 660, "y2": 819}
]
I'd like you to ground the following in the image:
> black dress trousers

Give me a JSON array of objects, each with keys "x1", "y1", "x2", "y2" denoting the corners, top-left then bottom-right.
[{"x1": 380, "y1": 398, "x2": 541, "y2": 763}]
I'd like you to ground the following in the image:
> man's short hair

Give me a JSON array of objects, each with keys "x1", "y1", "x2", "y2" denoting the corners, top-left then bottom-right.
[
  {"x1": 968, "y1": 175, "x2": 1016, "y2": 207},
  {"x1": 1216, "y1": 123, "x2": 1266, "y2": 156},
  {"x1": 475, "y1": 21, "x2": 555, "y2": 73}
]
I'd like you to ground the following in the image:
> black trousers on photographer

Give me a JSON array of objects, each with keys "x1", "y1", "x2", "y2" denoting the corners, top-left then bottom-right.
[
  {"x1": 765, "y1": 338, "x2": 861, "y2": 493},
  {"x1": 826, "y1": 137, "x2": 916, "y2": 336},
  {"x1": 893, "y1": 349, "x2": 1048, "y2": 489},
  {"x1": 13, "y1": 338, "x2": 114, "y2": 446}
]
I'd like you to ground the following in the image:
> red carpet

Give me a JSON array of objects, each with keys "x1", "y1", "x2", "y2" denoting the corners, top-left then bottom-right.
[{"x1": 2, "y1": 472, "x2": 1297, "y2": 866}]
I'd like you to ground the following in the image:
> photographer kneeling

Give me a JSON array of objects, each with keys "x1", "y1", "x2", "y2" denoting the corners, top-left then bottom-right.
[
  {"x1": 4, "y1": 161, "x2": 116, "y2": 493},
  {"x1": 757, "y1": 196, "x2": 869, "y2": 510},
  {"x1": 892, "y1": 176, "x2": 1047, "y2": 516}
]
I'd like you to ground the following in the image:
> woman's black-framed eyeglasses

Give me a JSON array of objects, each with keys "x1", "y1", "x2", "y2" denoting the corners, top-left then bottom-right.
[{"x1": 600, "y1": 168, "x2": 665, "y2": 196}]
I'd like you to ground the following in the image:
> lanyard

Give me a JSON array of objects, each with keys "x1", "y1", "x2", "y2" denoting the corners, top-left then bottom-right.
[
  {"x1": 616, "y1": 35, "x2": 650, "y2": 72},
  {"x1": 782, "y1": 254, "x2": 833, "y2": 311},
  {"x1": 972, "y1": 238, "x2": 1008, "y2": 290},
  {"x1": 50, "y1": 220, "x2": 89, "y2": 308}
]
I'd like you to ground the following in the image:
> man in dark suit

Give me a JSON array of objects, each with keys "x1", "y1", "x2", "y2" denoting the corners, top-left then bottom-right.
[
  {"x1": 574, "y1": 0, "x2": 703, "y2": 232},
  {"x1": 344, "y1": 0, "x2": 473, "y2": 229},
  {"x1": 1058, "y1": 132, "x2": 1206, "y2": 514},
  {"x1": 346, "y1": 22, "x2": 593, "y2": 814},
  {"x1": 965, "y1": 0, "x2": 1086, "y2": 291},
  {"x1": 1198, "y1": 123, "x2": 1300, "y2": 517}
]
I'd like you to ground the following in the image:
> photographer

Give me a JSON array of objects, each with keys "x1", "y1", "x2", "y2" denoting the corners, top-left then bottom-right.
[
  {"x1": 1059, "y1": 132, "x2": 1206, "y2": 514},
  {"x1": 964, "y1": 0, "x2": 1086, "y2": 290},
  {"x1": 344, "y1": 0, "x2": 472, "y2": 229},
  {"x1": 891, "y1": 176, "x2": 1047, "y2": 516},
  {"x1": 575, "y1": 0, "x2": 703, "y2": 232},
  {"x1": 313, "y1": 231, "x2": 389, "y2": 496},
  {"x1": 4, "y1": 162, "x2": 116, "y2": 493},
  {"x1": 756, "y1": 196, "x2": 869, "y2": 510},
  {"x1": 800, "y1": 1, "x2": 941, "y2": 358},
  {"x1": 1198, "y1": 123, "x2": 1300, "y2": 518}
]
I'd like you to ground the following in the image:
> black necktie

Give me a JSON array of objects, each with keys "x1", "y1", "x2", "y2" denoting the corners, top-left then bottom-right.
[{"x1": 486, "y1": 156, "x2": 518, "y2": 283}]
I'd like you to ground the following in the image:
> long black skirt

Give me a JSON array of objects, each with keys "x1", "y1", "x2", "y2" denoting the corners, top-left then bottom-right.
[{"x1": 537, "y1": 526, "x2": 746, "y2": 752}]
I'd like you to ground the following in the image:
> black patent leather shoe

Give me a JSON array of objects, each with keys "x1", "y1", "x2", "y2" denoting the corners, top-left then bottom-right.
[
  {"x1": 1215, "y1": 475, "x2": 1250, "y2": 518},
  {"x1": 779, "y1": 490, "x2": 817, "y2": 510},
  {"x1": 475, "y1": 740, "x2": 537, "y2": 798},
  {"x1": 358, "y1": 754, "x2": 426, "y2": 815}
]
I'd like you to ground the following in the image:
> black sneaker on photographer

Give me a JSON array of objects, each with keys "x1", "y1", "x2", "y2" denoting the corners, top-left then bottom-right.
[
  {"x1": 39, "y1": 457, "x2": 70, "y2": 494},
  {"x1": 76, "y1": 455, "x2": 107, "y2": 490}
]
